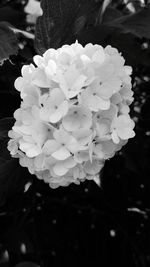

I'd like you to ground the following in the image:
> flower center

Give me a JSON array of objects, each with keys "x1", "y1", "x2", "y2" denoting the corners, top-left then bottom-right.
[{"x1": 61, "y1": 143, "x2": 65, "y2": 146}]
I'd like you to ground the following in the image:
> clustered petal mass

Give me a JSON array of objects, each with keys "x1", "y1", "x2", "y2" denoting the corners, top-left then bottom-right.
[{"x1": 8, "y1": 41, "x2": 135, "y2": 188}]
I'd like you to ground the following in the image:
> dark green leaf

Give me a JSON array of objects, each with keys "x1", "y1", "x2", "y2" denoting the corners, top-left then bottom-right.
[
  {"x1": 77, "y1": 25, "x2": 150, "y2": 68},
  {"x1": 74, "y1": 15, "x2": 87, "y2": 35},
  {"x1": 0, "y1": 21, "x2": 18, "y2": 65},
  {"x1": 109, "y1": 32, "x2": 150, "y2": 68},
  {"x1": 0, "y1": 117, "x2": 30, "y2": 206},
  {"x1": 0, "y1": 21, "x2": 33, "y2": 66},
  {"x1": 0, "y1": 6, "x2": 25, "y2": 27},
  {"x1": 105, "y1": 5, "x2": 150, "y2": 38},
  {"x1": 101, "y1": 7, "x2": 122, "y2": 23},
  {"x1": 76, "y1": 25, "x2": 114, "y2": 46},
  {"x1": 0, "y1": 142, "x2": 28, "y2": 206},
  {"x1": 0, "y1": 117, "x2": 15, "y2": 140},
  {"x1": 34, "y1": 0, "x2": 101, "y2": 54}
]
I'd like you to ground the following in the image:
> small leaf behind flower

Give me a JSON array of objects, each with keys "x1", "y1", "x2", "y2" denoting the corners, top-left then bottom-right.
[
  {"x1": 0, "y1": 117, "x2": 15, "y2": 140},
  {"x1": 105, "y1": 5, "x2": 150, "y2": 38},
  {"x1": 34, "y1": 0, "x2": 101, "y2": 53},
  {"x1": 0, "y1": 21, "x2": 34, "y2": 66},
  {"x1": 101, "y1": 7, "x2": 122, "y2": 24},
  {"x1": 0, "y1": 117, "x2": 29, "y2": 206},
  {"x1": 0, "y1": 21, "x2": 18, "y2": 65}
]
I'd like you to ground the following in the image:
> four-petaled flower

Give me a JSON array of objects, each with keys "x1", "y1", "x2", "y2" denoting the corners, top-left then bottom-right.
[
  {"x1": 42, "y1": 128, "x2": 87, "y2": 160},
  {"x1": 111, "y1": 115, "x2": 135, "y2": 143},
  {"x1": 40, "y1": 88, "x2": 68, "y2": 123},
  {"x1": 62, "y1": 105, "x2": 92, "y2": 131}
]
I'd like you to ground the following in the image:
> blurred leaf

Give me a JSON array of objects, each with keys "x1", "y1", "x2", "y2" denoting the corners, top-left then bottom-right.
[
  {"x1": 74, "y1": 15, "x2": 87, "y2": 35},
  {"x1": 0, "y1": 21, "x2": 18, "y2": 65},
  {"x1": 76, "y1": 25, "x2": 114, "y2": 45},
  {"x1": 101, "y1": 7, "x2": 122, "y2": 23},
  {"x1": 0, "y1": 117, "x2": 29, "y2": 206},
  {"x1": 0, "y1": 262, "x2": 10, "y2": 267},
  {"x1": 0, "y1": 153, "x2": 26, "y2": 206},
  {"x1": 0, "y1": 117, "x2": 14, "y2": 140},
  {"x1": 34, "y1": 0, "x2": 101, "y2": 53},
  {"x1": 110, "y1": 31, "x2": 150, "y2": 67},
  {"x1": 0, "y1": 21, "x2": 34, "y2": 65},
  {"x1": 76, "y1": 23, "x2": 150, "y2": 68},
  {"x1": 15, "y1": 263, "x2": 39, "y2": 267},
  {"x1": 123, "y1": 152, "x2": 139, "y2": 174},
  {"x1": 106, "y1": 5, "x2": 150, "y2": 38},
  {"x1": 0, "y1": 6, "x2": 25, "y2": 27}
]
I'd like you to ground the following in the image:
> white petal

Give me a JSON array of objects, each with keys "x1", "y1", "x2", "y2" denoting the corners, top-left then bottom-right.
[
  {"x1": 51, "y1": 147, "x2": 70, "y2": 160},
  {"x1": 40, "y1": 108, "x2": 50, "y2": 122},
  {"x1": 50, "y1": 87, "x2": 65, "y2": 103},
  {"x1": 45, "y1": 60, "x2": 57, "y2": 76},
  {"x1": 49, "y1": 110, "x2": 62, "y2": 123},
  {"x1": 53, "y1": 163, "x2": 68, "y2": 176},
  {"x1": 111, "y1": 131, "x2": 120, "y2": 144},
  {"x1": 84, "y1": 160, "x2": 104, "y2": 175},
  {"x1": 42, "y1": 140, "x2": 60, "y2": 155},
  {"x1": 74, "y1": 151, "x2": 89, "y2": 163},
  {"x1": 93, "y1": 175, "x2": 101, "y2": 187},
  {"x1": 26, "y1": 146, "x2": 41, "y2": 158},
  {"x1": 72, "y1": 74, "x2": 87, "y2": 91},
  {"x1": 118, "y1": 128, "x2": 135, "y2": 140},
  {"x1": 53, "y1": 129, "x2": 70, "y2": 143},
  {"x1": 58, "y1": 70, "x2": 69, "y2": 99},
  {"x1": 59, "y1": 100, "x2": 68, "y2": 116},
  {"x1": 62, "y1": 116, "x2": 80, "y2": 131},
  {"x1": 63, "y1": 157, "x2": 77, "y2": 168},
  {"x1": 13, "y1": 125, "x2": 31, "y2": 135},
  {"x1": 14, "y1": 77, "x2": 25, "y2": 91},
  {"x1": 92, "y1": 96, "x2": 110, "y2": 111},
  {"x1": 92, "y1": 48, "x2": 105, "y2": 65},
  {"x1": 73, "y1": 128, "x2": 92, "y2": 145},
  {"x1": 33, "y1": 55, "x2": 44, "y2": 68},
  {"x1": 32, "y1": 69, "x2": 50, "y2": 87},
  {"x1": 66, "y1": 136, "x2": 81, "y2": 153}
]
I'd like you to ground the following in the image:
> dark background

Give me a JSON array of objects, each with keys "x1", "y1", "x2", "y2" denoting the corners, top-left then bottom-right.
[{"x1": 0, "y1": 0, "x2": 150, "y2": 266}]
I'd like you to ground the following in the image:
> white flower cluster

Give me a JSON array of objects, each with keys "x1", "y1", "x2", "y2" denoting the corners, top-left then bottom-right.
[{"x1": 8, "y1": 41, "x2": 135, "y2": 188}]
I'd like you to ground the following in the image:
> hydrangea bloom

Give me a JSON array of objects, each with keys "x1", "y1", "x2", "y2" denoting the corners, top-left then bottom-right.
[{"x1": 8, "y1": 41, "x2": 135, "y2": 188}]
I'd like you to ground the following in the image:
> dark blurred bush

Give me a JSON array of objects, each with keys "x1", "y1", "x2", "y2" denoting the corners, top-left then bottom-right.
[{"x1": 0, "y1": 1, "x2": 150, "y2": 267}]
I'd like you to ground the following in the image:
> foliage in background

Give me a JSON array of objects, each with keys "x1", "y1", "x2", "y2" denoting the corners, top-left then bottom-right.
[{"x1": 0, "y1": 0, "x2": 150, "y2": 266}]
